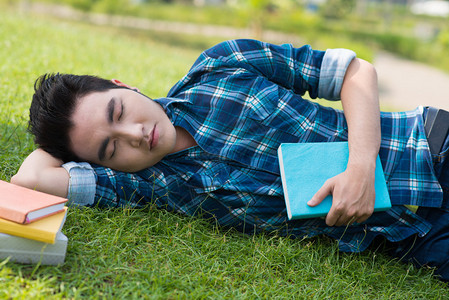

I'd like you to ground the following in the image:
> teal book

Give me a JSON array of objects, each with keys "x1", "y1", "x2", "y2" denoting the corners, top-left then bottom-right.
[{"x1": 278, "y1": 142, "x2": 391, "y2": 220}]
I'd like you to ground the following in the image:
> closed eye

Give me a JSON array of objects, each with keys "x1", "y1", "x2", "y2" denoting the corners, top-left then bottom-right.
[
  {"x1": 100, "y1": 98, "x2": 121, "y2": 161},
  {"x1": 118, "y1": 100, "x2": 124, "y2": 121},
  {"x1": 110, "y1": 101, "x2": 123, "y2": 159},
  {"x1": 110, "y1": 140, "x2": 117, "y2": 159}
]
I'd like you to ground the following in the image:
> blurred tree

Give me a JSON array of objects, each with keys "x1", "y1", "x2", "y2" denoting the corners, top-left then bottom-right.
[
  {"x1": 67, "y1": 0, "x2": 99, "y2": 11},
  {"x1": 228, "y1": 0, "x2": 278, "y2": 39},
  {"x1": 92, "y1": 0, "x2": 130, "y2": 13},
  {"x1": 249, "y1": 0, "x2": 272, "y2": 39},
  {"x1": 321, "y1": 0, "x2": 356, "y2": 19},
  {"x1": 355, "y1": 0, "x2": 367, "y2": 16},
  {"x1": 437, "y1": 29, "x2": 449, "y2": 50}
]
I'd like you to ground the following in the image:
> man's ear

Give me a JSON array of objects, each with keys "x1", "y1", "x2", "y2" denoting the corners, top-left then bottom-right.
[{"x1": 111, "y1": 79, "x2": 140, "y2": 92}]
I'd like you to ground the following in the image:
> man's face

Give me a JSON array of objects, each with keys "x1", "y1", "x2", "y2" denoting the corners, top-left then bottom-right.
[{"x1": 69, "y1": 88, "x2": 177, "y2": 172}]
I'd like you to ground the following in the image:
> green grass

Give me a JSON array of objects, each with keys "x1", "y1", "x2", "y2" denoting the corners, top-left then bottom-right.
[{"x1": 0, "y1": 5, "x2": 448, "y2": 299}]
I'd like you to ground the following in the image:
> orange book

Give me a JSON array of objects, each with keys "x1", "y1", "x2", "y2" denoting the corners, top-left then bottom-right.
[
  {"x1": 0, "y1": 207, "x2": 68, "y2": 244},
  {"x1": 0, "y1": 180, "x2": 67, "y2": 224}
]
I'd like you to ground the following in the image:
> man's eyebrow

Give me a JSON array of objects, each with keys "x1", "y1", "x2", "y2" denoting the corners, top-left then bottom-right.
[
  {"x1": 107, "y1": 97, "x2": 115, "y2": 124},
  {"x1": 98, "y1": 137, "x2": 109, "y2": 162}
]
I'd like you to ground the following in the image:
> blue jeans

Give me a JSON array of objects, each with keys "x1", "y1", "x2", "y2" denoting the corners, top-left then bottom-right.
[{"x1": 386, "y1": 207, "x2": 449, "y2": 282}]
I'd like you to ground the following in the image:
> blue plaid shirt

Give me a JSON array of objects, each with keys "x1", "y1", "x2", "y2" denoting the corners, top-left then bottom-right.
[{"x1": 64, "y1": 39, "x2": 440, "y2": 252}]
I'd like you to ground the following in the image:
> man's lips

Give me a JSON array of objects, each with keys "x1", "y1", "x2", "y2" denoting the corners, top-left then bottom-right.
[{"x1": 148, "y1": 125, "x2": 159, "y2": 150}]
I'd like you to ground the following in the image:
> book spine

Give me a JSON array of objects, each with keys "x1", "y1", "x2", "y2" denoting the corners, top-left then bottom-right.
[
  {"x1": 25, "y1": 208, "x2": 65, "y2": 224},
  {"x1": 0, "y1": 225, "x2": 56, "y2": 244},
  {"x1": 278, "y1": 145, "x2": 293, "y2": 220},
  {"x1": 0, "y1": 208, "x2": 26, "y2": 224},
  {"x1": 0, "y1": 232, "x2": 68, "y2": 265}
]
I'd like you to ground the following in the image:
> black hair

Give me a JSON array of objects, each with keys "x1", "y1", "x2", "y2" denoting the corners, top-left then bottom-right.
[{"x1": 28, "y1": 73, "x2": 123, "y2": 162}]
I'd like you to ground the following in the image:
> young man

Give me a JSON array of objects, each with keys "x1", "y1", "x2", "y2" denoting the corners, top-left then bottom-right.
[{"x1": 11, "y1": 39, "x2": 449, "y2": 281}]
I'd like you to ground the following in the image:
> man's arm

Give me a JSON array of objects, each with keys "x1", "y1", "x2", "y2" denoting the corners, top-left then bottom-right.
[
  {"x1": 308, "y1": 58, "x2": 381, "y2": 226},
  {"x1": 11, "y1": 148, "x2": 69, "y2": 198},
  {"x1": 191, "y1": 40, "x2": 324, "y2": 98}
]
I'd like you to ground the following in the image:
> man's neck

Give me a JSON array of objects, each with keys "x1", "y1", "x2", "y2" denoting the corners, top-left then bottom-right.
[{"x1": 172, "y1": 126, "x2": 197, "y2": 153}]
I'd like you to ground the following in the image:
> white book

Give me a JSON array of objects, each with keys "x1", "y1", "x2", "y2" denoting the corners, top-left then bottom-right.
[{"x1": 0, "y1": 231, "x2": 68, "y2": 265}]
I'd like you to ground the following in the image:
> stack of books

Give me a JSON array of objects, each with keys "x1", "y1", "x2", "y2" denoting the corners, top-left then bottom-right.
[{"x1": 0, "y1": 180, "x2": 68, "y2": 265}]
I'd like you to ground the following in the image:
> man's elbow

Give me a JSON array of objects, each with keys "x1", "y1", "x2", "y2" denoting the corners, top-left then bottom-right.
[
  {"x1": 355, "y1": 58, "x2": 378, "y2": 79},
  {"x1": 10, "y1": 173, "x2": 39, "y2": 190}
]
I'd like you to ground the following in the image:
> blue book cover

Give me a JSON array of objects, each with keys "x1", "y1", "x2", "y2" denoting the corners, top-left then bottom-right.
[{"x1": 278, "y1": 142, "x2": 391, "y2": 220}]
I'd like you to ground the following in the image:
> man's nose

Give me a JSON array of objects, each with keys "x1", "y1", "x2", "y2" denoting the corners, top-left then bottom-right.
[{"x1": 116, "y1": 124, "x2": 142, "y2": 147}]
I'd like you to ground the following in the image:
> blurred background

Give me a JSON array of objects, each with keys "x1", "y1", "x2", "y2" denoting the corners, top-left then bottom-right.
[{"x1": 4, "y1": 0, "x2": 449, "y2": 110}]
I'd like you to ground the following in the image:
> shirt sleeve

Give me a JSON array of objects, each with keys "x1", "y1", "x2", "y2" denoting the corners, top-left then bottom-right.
[
  {"x1": 183, "y1": 39, "x2": 355, "y2": 100},
  {"x1": 92, "y1": 165, "x2": 175, "y2": 209},
  {"x1": 62, "y1": 159, "x2": 174, "y2": 209},
  {"x1": 318, "y1": 48, "x2": 356, "y2": 100},
  {"x1": 62, "y1": 161, "x2": 96, "y2": 206}
]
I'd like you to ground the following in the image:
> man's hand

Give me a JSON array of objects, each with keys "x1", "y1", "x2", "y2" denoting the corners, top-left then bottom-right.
[
  {"x1": 11, "y1": 148, "x2": 69, "y2": 198},
  {"x1": 307, "y1": 163, "x2": 376, "y2": 226}
]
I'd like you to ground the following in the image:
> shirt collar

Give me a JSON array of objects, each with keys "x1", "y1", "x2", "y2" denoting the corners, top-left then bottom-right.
[
  {"x1": 153, "y1": 97, "x2": 184, "y2": 108},
  {"x1": 153, "y1": 96, "x2": 190, "y2": 121}
]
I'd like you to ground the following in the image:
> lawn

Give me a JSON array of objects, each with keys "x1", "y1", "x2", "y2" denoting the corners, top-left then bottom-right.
[{"x1": 0, "y1": 6, "x2": 448, "y2": 299}]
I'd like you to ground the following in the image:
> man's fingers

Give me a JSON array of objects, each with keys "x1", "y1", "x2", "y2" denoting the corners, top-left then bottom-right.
[
  {"x1": 325, "y1": 211, "x2": 339, "y2": 226},
  {"x1": 327, "y1": 202, "x2": 359, "y2": 226},
  {"x1": 308, "y1": 175, "x2": 375, "y2": 226},
  {"x1": 355, "y1": 213, "x2": 370, "y2": 224},
  {"x1": 327, "y1": 209, "x2": 371, "y2": 227},
  {"x1": 307, "y1": 180, "x2": 332, "y2": 207},
  {"x1": 328, "y1": 213, "x2": 355, "y2": 227}
]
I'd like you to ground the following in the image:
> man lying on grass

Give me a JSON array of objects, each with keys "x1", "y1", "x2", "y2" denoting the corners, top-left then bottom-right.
[{"x1": 11, "y1": 39, "x2": 449, "y2": 282}]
